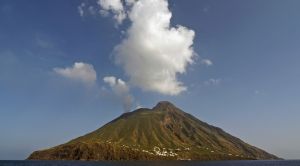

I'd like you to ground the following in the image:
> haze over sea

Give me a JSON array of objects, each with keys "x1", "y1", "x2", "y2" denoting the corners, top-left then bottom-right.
[{"x1": 1, "y1": 161, "x2": 300, "y2": 166}]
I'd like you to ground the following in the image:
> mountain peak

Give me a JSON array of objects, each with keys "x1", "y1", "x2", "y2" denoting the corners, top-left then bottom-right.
[{"x1": 153, "y1": 101, "x2": 177, "y2": 111}]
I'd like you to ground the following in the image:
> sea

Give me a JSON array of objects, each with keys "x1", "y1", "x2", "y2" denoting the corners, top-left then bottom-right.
[{"x1": 0, "y1": 160, "x2": 299, "y2": 166}]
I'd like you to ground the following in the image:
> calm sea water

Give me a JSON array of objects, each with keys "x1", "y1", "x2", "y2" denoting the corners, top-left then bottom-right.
[{"x1": 0, "y1": 160, "x2": 299, "y2": 166}]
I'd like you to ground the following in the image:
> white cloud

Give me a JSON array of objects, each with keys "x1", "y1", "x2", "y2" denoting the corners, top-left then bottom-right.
[
  {"x1": 103, "y1": 76, "x2": 133, "y2": 112},
  {"x1": 35, "y1": 34, "x2": 53, "y2": 49},
  {"x1": 201, "y1": 59, "x2": 213, "y2": 66},
  {"x1": 54, "y1": 62, "x2": 97, "y2": 86},
  {"x1": 99, "y1": 9, "x2": 109, "y2": 17},
  {"x1": 111, "y1": 0, "x2": 196, "y2": 96},
  {"x1": 88, "y1": 6, "x2": 97, "y2": 15},
  {"x1": 78, "y1": 2, "x2": 85, "y2": 17},
  {"x1": 254, "y1": 90, "x2": 266, "y2": 95},
  {"x1": 98, "y1": 0, "x2": 126, "y2": 24},
  {"x1": 203, "y1": 6, "x2": 210, "y2": 13},
  {"x1": 204, "y1": 78, "x2": 221, "y2": 86},
  {"x1": 78, "y1": 2, "x2": 99, "y2": 17},
  {"x1": 78, "y1": 0, "x2": 196, "y2": 95}
]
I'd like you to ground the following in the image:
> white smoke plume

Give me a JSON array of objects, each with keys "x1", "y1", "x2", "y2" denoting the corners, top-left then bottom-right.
[{"x1": 103, "y1": 76, "x2": 133, "y2": 112}]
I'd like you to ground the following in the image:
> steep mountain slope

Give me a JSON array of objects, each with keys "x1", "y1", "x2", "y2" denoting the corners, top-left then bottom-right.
[{"x1": 28, "y1": 101, "x2": 278, "y2": 160}]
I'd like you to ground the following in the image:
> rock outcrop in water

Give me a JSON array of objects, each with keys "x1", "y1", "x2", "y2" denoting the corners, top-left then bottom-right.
[{"x1": 28, "y1": 101, "x2": 279, "y2": 160}]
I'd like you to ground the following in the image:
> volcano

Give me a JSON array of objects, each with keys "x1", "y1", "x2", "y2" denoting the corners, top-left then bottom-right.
[{"x1": 28, "y1": 101, "x2": 278, "y2": 160}]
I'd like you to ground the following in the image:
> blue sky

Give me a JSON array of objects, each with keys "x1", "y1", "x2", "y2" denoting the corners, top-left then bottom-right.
[{"x1": 1, "y1": 0, "x2": 300, "y2": 160}]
